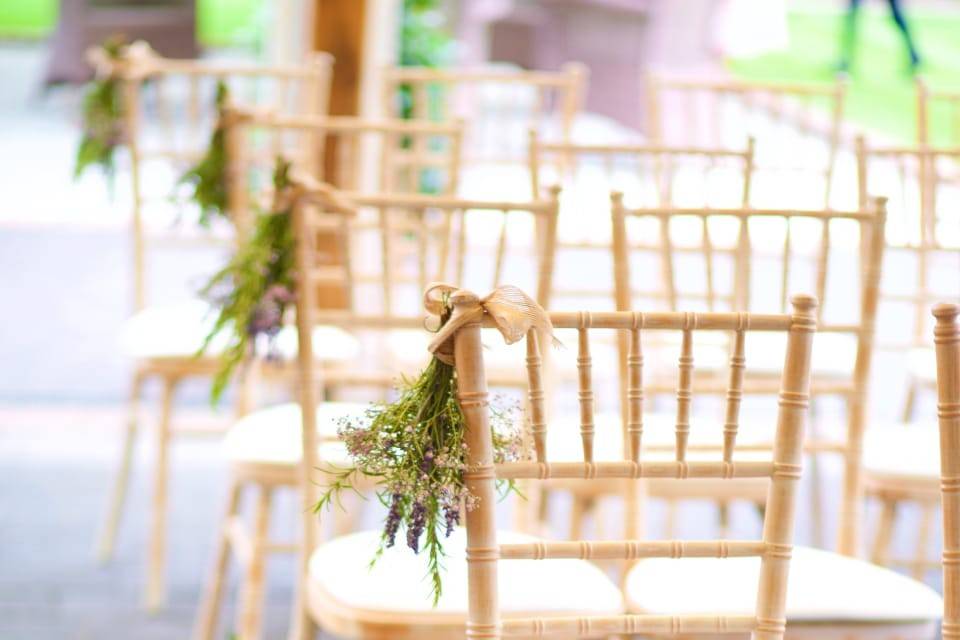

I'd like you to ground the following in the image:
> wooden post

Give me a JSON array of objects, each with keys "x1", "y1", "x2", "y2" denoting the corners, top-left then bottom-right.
[
  {"x1": 292, "y1": 192, "x2": 321, "y2": 640},
  {"x1": 755, "y1": 294, "x2": 817, "y2": 640},
  {"x1": 934, "y1": 303, "x2": 960, "y2": 640},
  {"x1": 451, "y1": 290, "x2": 500, "y2": 640},
  {"x1": 836, "y1": 197, "x2": 887, "y2": 558}
]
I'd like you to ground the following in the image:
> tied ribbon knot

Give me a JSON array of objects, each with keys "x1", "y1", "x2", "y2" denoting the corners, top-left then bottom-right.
[{"x1": 423, "y1": 283, "x2": 557, "y2": 365}]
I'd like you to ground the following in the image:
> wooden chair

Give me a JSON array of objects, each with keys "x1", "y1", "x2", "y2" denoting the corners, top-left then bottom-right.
[
  {"x1": 383, "y1": 63, "x2": 588, "y2": 200},
  {"x1": 645, "y1": 74, "x2": 846, "y2": 210},
  {"x1": 916, "y1": 78, "x2": 960, "y2": 147},
  {"x1": 294, "y1": 286, "x2": 819, "y2": 639},
  {"x1": 194, "y1": 182, "x2": 560, "y2": 640},
  {"x1": 218, "y1": 109, "x2": 467, "y2": 398},
  {"x1": 855, "y1": 137, "x2": 960, "y2": 579},
  {"x1": 525, "y1": 133, "x2": 755, "y2": 538},
  {"x1": 933, "y1": 302, "x2": 960, "y2": 640},
  {"x1": 91, "y1": 41, "x2": 334, "y2": 612},
  {"x1": 611, "y1": 197, "x2": 888, "y2": 558}
]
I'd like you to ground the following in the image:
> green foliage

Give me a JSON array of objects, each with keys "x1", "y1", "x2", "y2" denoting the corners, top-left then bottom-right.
[
  {"x1": 397, "y1": 0, "x2": 453, "y2": 120},
  {"x1": 74, "y1": 38, "x2": 126, "y2": 183},
  {"x1": 198, "y1": 156, "x2": 296, "y2": 402},
  {"x1": 728, "y1": 8, "x2": 960, "y2": 144},
  {"x1": 179, "y1": 81, "x2": 231, "y2": 227},
  {"x1": 317, "y1": 297, "x2": 523, "y2": 606}
]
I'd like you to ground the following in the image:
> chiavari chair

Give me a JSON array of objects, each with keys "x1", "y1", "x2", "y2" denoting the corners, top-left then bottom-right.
[
  {"x1": 525, "y1": 132, "x2": 756, "y2": 538},
  {"x1": 854, "y1": 137, "x2": 960, "y2": 579},
  {"x1": 219, "y1": 108, "x2": 467, "y2": 400},
  {"x1": 611, "y1": 196, "x2": 888, "y2": 558},
  {"x1": 195, "y1": 181, "x2": 560, "y2": 639},
  {"x1": 933, "y1": 302, "x2": 960, "y2": 640},
  {"x1": 297, "y1": 286, "x2": 819, "y2": 639},
  {"x1": 382, "y1": 63, "x2": 588, "y2": 200},
  {"x1": 646, "y1": 74, "x2": 847, "y2": 210},
  {"x1": 91, "y1": 41, "x2": 334, "y2": 612},
  {"x1": 917, "y1": 78, "x2": 960, "y2": 148},
  {"x1": 612, "y1": 201, "x2": 941, "y2": 636}
]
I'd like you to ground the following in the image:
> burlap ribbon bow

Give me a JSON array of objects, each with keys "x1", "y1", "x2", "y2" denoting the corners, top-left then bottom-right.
[{"x1": 423, "y1": 283, "x2": 557, "y2": 365}]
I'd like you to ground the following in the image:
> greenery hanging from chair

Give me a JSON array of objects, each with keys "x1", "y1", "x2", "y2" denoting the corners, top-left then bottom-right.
[
  {"x1": 198, "y1": 156, "x2": 296, "y2": 402},
  {"x1": 315, "y1": 289, "x2": 524, "y2": 606},
  {"x1": 74, "y1": 36, "x2": 127, "y2": 184},
  {"x1": 179, "y1": 80, "x2": 232, "y2": 227}
]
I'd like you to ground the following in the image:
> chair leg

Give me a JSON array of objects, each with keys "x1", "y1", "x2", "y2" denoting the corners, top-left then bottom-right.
[
  {"x1": 287, "y1": 563, "x2": 318, "y2": 640},
  {"x1": 807, "y1": 450, "x2": 825, "y2": 549},
  {"x1": 911, "y1": 501, "x2": 936, "y2": 581},
  {"x1": 717, "y1": 500, "x2": 731, "y2": 539},
  {"x1": 146, "y1": 375, "x2": 178, "y2": 613},
  {"x1": 902, "y1": 377, "x2": 919, "y2": 422},
  {"x1": 236, "y1": 485, "x2": 274, "y2": 640},
  {"x1": 664, "y1": 499, "x2": 679, "y2": 539},
  {"x1": 569, "y1": 494, "x2": 591, "y2": 540},
  {"x1": 870, "y1": 498, "x2": 898, "y2": 567},
  {"x1": 96, "y1": 369, "x2": 145, "y2": 564},
  {"x1": 193, "y1": 477, "x2": 243, "y2": 640},
  {"x1": 536, "y1": 487, "x2": 552, "y2": 537}
]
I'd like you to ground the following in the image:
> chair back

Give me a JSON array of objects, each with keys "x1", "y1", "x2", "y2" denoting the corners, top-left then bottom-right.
[
  {"x1": 225, "y1": 111, "x2": 464, "y2": 221},
  {"x1": 611, "y1": 196, "x2": 887, "y2": 556},
  {"x1": 646, "y1": 75, "x2": 846, "y2": 209},
  {"x1": 102, "y1": 42, "x2": 333, "y2": 311},
  {"x1": 856, "y1": 137, "x2": 960, "y2": 352},
  {"x1": 933, "y1": 303, "x2": 960, "y2": 640},
  {"x1": 917, "y1": 78, "x2": 960, "y2": 147},
  {"x1": 529, "y1": 131, "x2": 755, "y2": 309},
  {"x1": 383, "y1": 64, "x2": 587, "y2": 168},
  {"x1": 450, "y1": 292, "x2": 816, "y2": 638},
  {"x1": 291, "y1": 180, "x2": 559, "y2": 326}
]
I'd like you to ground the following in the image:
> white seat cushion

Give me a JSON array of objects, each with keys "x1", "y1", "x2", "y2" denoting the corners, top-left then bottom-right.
[
  {"x1": 863, "y1": 423, "x2": 940, "y2": 483},
  {"x1": 119, "y1": 300, "x2": 359, "y2": 361},
  {"x1": 119, "y1": 301, "x2": 228, "y2": 359},
  {"x1": 625, "y1": 546, "x2": 942, "y2": 623},
  {"x1": 308, "y1": 529, "x2": 623, "y2": 617},
  {"x1": 224, "y1": 401, "x2": 369, "y2": 466}
]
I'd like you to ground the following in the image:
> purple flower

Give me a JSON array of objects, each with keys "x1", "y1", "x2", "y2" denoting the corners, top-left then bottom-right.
[
  {"x1": 442, "y1": 503, "x2": 460, "y2": 537},
  {"x1": 384, "y1": 494, "x2": 403, "y2": 548},
  {"x1": 407, "y1": 500, "x2": 426, "y2": 553},
  {"x1": 264, "y1": 284, "x2": 295, "y2": 305}
]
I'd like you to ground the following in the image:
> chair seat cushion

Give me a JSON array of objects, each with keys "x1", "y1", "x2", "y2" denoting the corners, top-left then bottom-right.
[
  {"x1": 863, "y1": 423, "x2": 940, "y2": 484},
  {"x1": 224, "y1": 401, "x2": 369, "y2": 466},
  {"x1": 119, "y1": 300, "x2": 359, "y2": 361},
  {"x1": 625, "y1": 545, "x2": 942, "y2": 623},
  {"x1": 308, "y1": 529, "x2": 623, "y2": 621},
  {"x1": 119, "y1": 301, "x2": 228, "y2": 359}
]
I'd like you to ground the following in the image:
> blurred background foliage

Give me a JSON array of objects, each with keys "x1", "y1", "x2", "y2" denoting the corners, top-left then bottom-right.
[
  {"x1": 730, "y1": 6, "x2": 960, "y2": 144},
  {"x1": 0, "y1": 0, "x2": 264, "y2": 47}
]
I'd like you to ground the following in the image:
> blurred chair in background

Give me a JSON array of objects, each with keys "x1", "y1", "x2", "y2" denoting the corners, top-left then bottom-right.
[
  {"x1": 856, "y1": 136, "x2": 960, "y2": 580},
  {"x1": 646, "y1": 75, "x2": 847, "y2": 211},
  {"x1": 93, "y1": 42, "x2": 333, "y2": 612}
]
